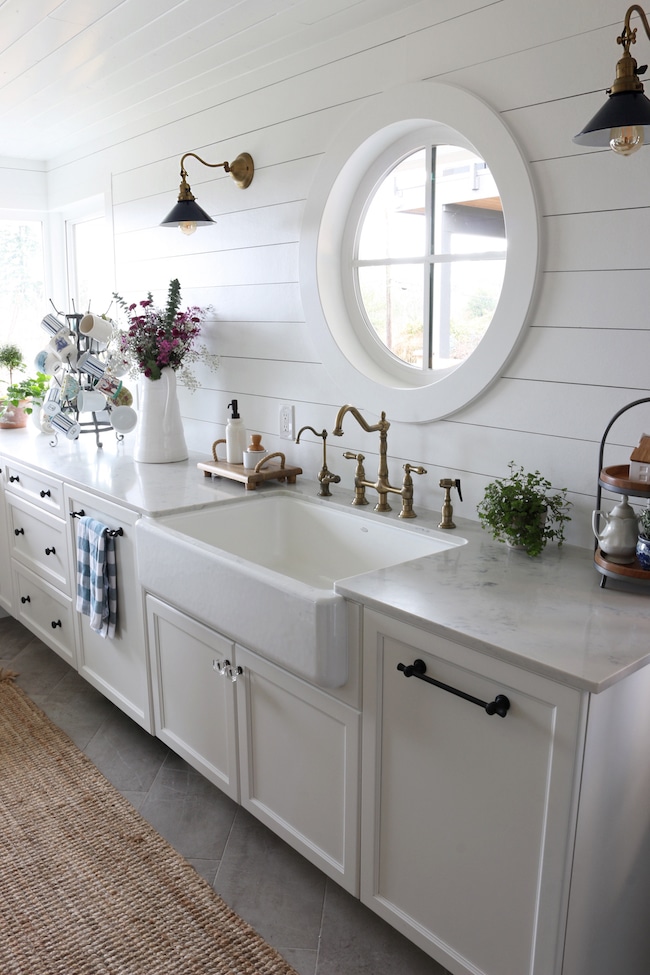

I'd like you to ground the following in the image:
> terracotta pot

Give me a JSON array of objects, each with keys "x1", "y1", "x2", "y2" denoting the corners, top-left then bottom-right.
[{"x1": 0, "y1": 399, "x2": 29, "y2": 429}]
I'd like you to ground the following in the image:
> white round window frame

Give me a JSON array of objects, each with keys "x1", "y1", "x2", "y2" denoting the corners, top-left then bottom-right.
[{"x1": 300, "y1": 81, "x2": 540, "y2": 423}]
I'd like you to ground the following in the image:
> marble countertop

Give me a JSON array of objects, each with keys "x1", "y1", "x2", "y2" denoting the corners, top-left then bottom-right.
[{"x1": 2, "y1": 426, "x2": 649, "y2": 694}]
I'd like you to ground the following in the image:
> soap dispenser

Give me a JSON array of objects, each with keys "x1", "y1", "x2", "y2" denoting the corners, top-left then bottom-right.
[{"x1": 226, "y1": 399, "x2": 246, "y2": 464}]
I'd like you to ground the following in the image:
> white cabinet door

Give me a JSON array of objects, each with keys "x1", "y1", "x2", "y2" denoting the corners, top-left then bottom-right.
[
  {"x1": 361, "y1": 610, "x2": 585, "y2": 975},
  {"x1": 146, "y1": 595, "x2": 239, "y2": 801},
  {"x1": 236, "y1": 643, "x2": 361, "y2": 894},
  {"x1": 66, "y1": 486, "x2": 151, "y2": 732}
]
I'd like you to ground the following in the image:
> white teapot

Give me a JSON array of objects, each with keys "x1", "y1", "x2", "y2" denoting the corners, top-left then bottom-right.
[{"x1": 592, "y1": 495, "x2": 639, "y2": 564}]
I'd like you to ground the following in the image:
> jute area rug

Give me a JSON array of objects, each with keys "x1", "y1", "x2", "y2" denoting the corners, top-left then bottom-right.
[{"x1": 0, "y1": 670, "x2": 299, "y2": 975}]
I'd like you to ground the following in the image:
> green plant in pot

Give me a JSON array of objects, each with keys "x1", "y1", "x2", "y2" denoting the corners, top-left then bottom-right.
[
  {"x1": 477, "y1": 461, "x2": 572, "y2": 557},
  {"x1": 0, "y1": 371, "x2": 51, "y2": 428}
]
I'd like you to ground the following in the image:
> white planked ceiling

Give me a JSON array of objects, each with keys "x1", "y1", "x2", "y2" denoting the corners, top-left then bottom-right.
[{"x1": 0, "y1": 0, "x2": 421, "y2": 162}]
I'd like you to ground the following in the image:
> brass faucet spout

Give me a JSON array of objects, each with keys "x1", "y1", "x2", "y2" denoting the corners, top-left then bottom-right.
[
  {"x1": 332, "y1": 404, "x2": 390, "y2": 437},
  {"x1": 332, "y1": 404, "x2": 392, "y2": 511}
]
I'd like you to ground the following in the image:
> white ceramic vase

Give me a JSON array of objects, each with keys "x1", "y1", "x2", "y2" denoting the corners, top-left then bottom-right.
[{"x1": 134, "y1": 367, "x2": 188, "y2": 464}]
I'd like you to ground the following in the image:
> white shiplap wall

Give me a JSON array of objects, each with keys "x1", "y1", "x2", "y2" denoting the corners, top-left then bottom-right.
[{"x1": 24, "y1": 0, "x2": 650, "y2": 546}]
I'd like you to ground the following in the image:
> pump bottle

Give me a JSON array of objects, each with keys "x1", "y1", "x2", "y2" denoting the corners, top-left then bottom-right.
[{"x1": 226, "y1": 399, "x2": 246, "y2": 464}]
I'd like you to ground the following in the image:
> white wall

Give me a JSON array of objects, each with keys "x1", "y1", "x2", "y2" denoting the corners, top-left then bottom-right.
[{"x1": 35, "y1": 1, "x2": 650, "y2": 546}]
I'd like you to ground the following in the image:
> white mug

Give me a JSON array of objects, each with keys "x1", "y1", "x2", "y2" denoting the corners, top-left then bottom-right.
[
  {"x1": 48, "y1": 330, "x2": 77, "y2": 361},
  {"x1": 40, "y1": 313, "x2": 65, "y2": 337},
  {"x1": 110, "y1": 405, "x2": 137, "y2": 433},
  {"x1": 104, "y1": 352, "x2": 129, "y2": 377},
  {"x1": 77, "y1": 351, "x2": 106, "y2": 379},
  {"x1": 42, "y1": 385, "x2": 62, "y2": 417},
  {"x1": 50, "y1": 411, "x2": 80, "y2": 440},
  {"x1": 76, "y1": 388, "x2": 107, "y2": 413},
  {"x1": 79, "y1": 314, "x2": 113, "y2": 346}
]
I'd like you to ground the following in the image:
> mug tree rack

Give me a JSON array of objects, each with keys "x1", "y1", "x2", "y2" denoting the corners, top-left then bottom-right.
[
  {"x1": 48, "y1": 305, "x2": 120, "y2": 449},
  {"x1": 594, "y1": 396, "x2": 650, "y2": 589}
]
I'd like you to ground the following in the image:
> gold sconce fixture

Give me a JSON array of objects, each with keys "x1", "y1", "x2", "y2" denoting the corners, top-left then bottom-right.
[
  {"x1": 574, "y1": 5, "x2": 650, "y2": 155},
  {"x1": 160, "y1": 151, "x2": 254, "y2": 235}
]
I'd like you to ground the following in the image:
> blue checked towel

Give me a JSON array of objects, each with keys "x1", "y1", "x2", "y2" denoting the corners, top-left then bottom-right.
[{"x1": 75, "y1": 517, "x2": 117, "y2": 639}]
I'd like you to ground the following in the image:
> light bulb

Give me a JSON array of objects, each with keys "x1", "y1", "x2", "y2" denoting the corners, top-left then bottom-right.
[
  {"x1": 609, "y1": 125, "x2": 644, "y2": 155},
  {"x1": 179, "y1": 221, "x2": 197, "y2": 235}
]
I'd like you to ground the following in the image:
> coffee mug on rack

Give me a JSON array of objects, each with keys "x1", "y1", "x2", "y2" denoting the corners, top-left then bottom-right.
[
  {"x1": 104, "y1": 351, "x2": 129, "y2": 377},
  {"x1": 47, "y1": 330, "x2": 77, "y2": 361},
  {"x1": 76, "y1": 388, "x2": 107, "y2": 413},
  {"x1": 109, "y1": 405, "x2": 137, "y2": 434},
  {"x1": 40, "y1": 313, "x2": 65, "y2": 337},
  {"x1": 42, "y1": 385, "x2": 62, "y2": 417},
  {"x1": 95, "y1": 373, "x2": 122, "y2": 401},
  {"x1": 79, "y1": 314, "x2": 113, "y2": 347},
  {"x1": 34, "y1": 349, "x2": 60, "y2": 376},
  {"x1": 59, "y1": 373, "x2": 80, "y2": 402},
  {"x1": 76, "y1": 351, "x2": 106, "y2": 379},
  {"x1": 50, "y1": 411, "x2": 81, "y2": 440}
]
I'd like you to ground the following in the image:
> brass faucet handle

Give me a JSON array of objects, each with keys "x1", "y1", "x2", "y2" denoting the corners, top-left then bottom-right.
[
  {"x1": 399, "y1": 464, "x2": 427, "y2": 519},
  {"x1": 342, "y1": 452, "x2": 368, "y2": 506}
]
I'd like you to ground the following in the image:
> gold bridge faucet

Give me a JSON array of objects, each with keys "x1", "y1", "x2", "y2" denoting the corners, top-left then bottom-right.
[{"x1": 332, "y1": 404, "x2": 427, "y2": 517}]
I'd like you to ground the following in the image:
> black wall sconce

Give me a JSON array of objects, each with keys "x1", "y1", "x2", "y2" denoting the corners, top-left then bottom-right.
[
  {"x1": 160, "y1": 151, "x2": 254, "y2": 234},
  {"x1": 574, "y1": 5, "x2": 650, "y2": 155}
]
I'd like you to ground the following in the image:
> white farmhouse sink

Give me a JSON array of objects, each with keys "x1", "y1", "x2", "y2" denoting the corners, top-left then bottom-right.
[{"x1": 136, "y1": 492, "x2": 465, "y2": 688}]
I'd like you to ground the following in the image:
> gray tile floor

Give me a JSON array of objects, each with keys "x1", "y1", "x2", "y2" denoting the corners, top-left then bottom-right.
[{"x1": 0, "y1": 616, "x2": 448, "y2": 975}]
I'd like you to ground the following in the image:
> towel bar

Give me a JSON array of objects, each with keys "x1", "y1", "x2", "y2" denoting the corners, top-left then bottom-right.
[{"x1": 70, "y1": 509, "x2": 124, "y2": 537}]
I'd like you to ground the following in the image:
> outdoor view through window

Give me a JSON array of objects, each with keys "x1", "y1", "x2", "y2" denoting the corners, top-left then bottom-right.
[
  {"x1": 355, "y1": 145, "x2": 506, "y2": 370},
  {"x1": 0, "y1": 220, "x2": 46, "y2": 368}
]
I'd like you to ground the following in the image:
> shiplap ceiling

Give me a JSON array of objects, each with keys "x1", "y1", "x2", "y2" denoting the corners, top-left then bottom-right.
[{"x1": 0, "y1": 0, "x2": 419, "y2": 162}]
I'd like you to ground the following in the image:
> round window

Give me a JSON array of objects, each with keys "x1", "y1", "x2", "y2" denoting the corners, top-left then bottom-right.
[{"x1": 300, "y1": 82, "x2": 539, "y2": 422}]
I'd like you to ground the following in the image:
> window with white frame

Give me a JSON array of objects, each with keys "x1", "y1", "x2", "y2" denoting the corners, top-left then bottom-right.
[{"x1": 300, "y1": 82, "x2": 539, "y2": 423}]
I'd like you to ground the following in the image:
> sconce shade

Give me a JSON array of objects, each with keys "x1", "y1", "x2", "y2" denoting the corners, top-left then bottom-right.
[
  {"x1": 160, "y1": 198, "x2": 215, "y2": 228},
  {"x1": 573, "y1": 89, "x2": 650, "y2": 146}
]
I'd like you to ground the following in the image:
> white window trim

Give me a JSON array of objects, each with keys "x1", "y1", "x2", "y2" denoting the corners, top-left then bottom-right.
[{"x1": 300, "y1": 82, "x2": 540, "y2": 423}]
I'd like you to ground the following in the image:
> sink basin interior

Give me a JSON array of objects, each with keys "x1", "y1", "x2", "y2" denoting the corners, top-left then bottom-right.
[{"x1": 157, "y1": 493, "x2": 465, "y2": 588}]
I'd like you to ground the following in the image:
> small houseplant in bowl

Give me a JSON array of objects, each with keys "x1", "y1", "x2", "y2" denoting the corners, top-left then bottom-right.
[
  {"x1": 636, "y1": 504, "x2": 650, "y2": 569},
  {"x1": 477, "y1": 462, "x2": 572, "y2": 557}
]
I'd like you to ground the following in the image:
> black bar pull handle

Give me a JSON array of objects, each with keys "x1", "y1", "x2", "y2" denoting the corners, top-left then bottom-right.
[{"x1": 397, "y1": 659, "x2": 510, "y2": 718}]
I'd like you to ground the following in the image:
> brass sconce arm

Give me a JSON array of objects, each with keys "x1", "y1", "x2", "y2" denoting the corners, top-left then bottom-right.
[
  {"x1": 161, "y1": 151, "x2": 254, "y2": 233},
  {"x1": 574, "y1": 5, "x2": 650, "y2": 155}
]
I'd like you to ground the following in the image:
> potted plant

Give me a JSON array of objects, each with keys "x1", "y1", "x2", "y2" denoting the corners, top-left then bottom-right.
[
  {"x1": 0, "y1": 343, "x2": 26, "y2": 383},
  {"x1": 636, "y1": 504, "x2": 650, "y2": 569},
  {"x1": 0, "y1": 372, "x2": 51, "y2": 428},
  {"x1": 477, "y1": 461, "x2": 572, "y2": 557}
]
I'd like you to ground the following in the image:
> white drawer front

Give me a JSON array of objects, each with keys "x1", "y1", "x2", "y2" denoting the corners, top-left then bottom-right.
[
  {"x1": 3, "y1": 461, "x2": 64, "y2": 517},
  {"x1": 13, "y1": 561, "x2": 76, "y2": 667},
  {"x1": 7, "y1": 496, "x2": 70, "y2": 594}
]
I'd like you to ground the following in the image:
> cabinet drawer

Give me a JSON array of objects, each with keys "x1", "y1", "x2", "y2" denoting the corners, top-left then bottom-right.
[
  {"x1": 4, "y1": 461, "x2": 64, "y2": 517},
  {"x1": 13, "y1": 561, "x2": 76, "y2": 667},
  {"x1": 7, "y1": 495, "x2": 70, "y2": 594}
]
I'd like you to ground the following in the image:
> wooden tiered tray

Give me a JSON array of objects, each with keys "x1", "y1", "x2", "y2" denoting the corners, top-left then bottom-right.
[{"x1": 596, "y1": 464, "x2": 650, "y2": 586}]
